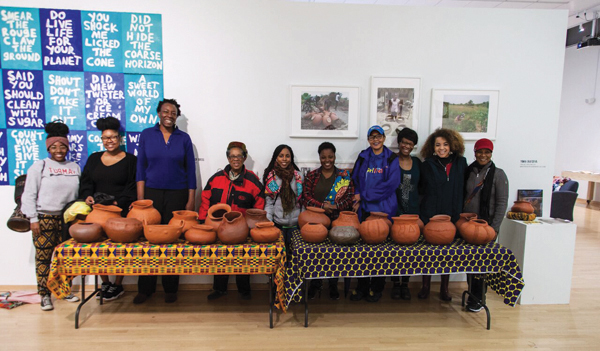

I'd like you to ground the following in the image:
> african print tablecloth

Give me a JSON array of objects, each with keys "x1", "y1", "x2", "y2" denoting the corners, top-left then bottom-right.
[
  {"x1": 282, "y1": 230, "x2": 524, "y2": 311},
  {"x1": 47, "y1": 237, "x2": 286, "y2": 306}
]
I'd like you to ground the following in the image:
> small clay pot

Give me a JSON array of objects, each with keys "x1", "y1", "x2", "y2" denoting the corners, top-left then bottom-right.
[
  {"x1": 329, "y1": 226, "x2": 360, "y2": 245},
  {"x1": 461, "y1": 219, "x2": 497, "y2": 245},
  {"x1": 366, "y1": 212, "x2": 392, "y2": 231},
  {"x1": 217, "y1": 211, "x2": 249, "y2": 245},
  {"x1": 511, "y1": 201, "x2": 535, "y2": 214},
  {"x1": 456, "y1": 213, "x2": 478, "y2": 237},
  {"x1": 250, "y1": 221, "x2": 281, "y2": 243},
  {"x1": 298, "y1": 207, "x2": 331, "y2": 229},
  {"x1": 144, "y1": 220, "x2": 184, "y2": 244},
  {"x1": 127, "y1": 200, "x2": 161, "y2": 225},
  {"x1": 332, "y1": 211, "x2": 360, "y2": 231},
  {"x1": 206, "y1": 203, "x2": 232, "y2": 231},
  {"x1": 423, "y1": 215, "x2": 456, "y2": 245},
  {"x1": 104, "y1": 217, "x2": 143, "y2": 243},
  {"x1": 69, "y1": 222, "x2": 104, "y2": 243},
  {"x1": 185, "y1": 224, "x2": 217, "y2": 245},
  {"x1": 359, "y1": 219, "x2": 389, "y2": 244},
  {"x1": 390, "y1": 215, "x2": 420, "y2": 245},
  {"x1": 86, "y1": 204, "x2": 122, "y2": 230},
  {"x1": 169, "y1": 210, "x2": 198, "y2": 233},
  {"x1": 245, "y1": 209, "x2": 268, "y2": 229},
  {"x1": 300, "y1": 222, "x2": 328, "y2": 243}
]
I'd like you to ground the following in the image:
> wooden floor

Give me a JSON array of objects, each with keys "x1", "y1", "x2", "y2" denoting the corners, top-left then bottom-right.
[{"x1": 2, "y1": 204, "x2": 599, "y2": 351}]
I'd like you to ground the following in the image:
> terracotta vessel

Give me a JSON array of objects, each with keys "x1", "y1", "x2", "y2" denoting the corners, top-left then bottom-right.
[
  {"x1": 169, "y1": 210, "x2": 198, "y2": 233},
  {"x1": 217, "y1": 211, "x2": 249, "y2": 245},
  {"x1": 456, "y1": 213, "x2": 478, "y2": 237},
  {"x1": 300, "y1": 222, "x2": 328, "y2": 243},
  {"x1": 86, "y1": 204, "x2": 122, "y2": 230},
  {"x1": 250, "y1": 221, "x2": 281, "y2": 243},
  {"x1": 390, "y1": 215, "x2": 420, "y2": 245},
  {"x1": 127, "y1": 200, "x2": 161, "y2": 225},
  {"x1": 417, "y1": 218, "x2": 425, "y2": 233},
  {"x1": 332, "y1": 211, "x2": 360, "y2": 231},
  {"x1": 245, "y1": 209, "x2": 268, "y2": 229},
  {"x1": 359, "y1": 219, "x2": 389, "y2": 244},
  {"x1": 206, "y1": 203, "x2": 232, "y2": 231},
  {"x1": 69, "y1": 222, "x2": 104, "y2": 243},
  {"x1": 185, "y1": 224, "x2": 217, "y2": 245},
  {"x1": 298, "y1": 207, "x2": 331, "y2": 229},
  {"x1": 104, "y1": 218, "x2": 143, "y2": 243},
  {"x1": 143, "y1": 220, "x2": 184, "y2": 245},
  {"x1": 329, "y1": 226, "x2": 360, "y2": 245},
  {"x1": 423, "y1": 215, "x2": 456, "y2": 245},
  {"x1": 461, "y1": 219, "x2": 497, "y2": 245},
  {"x1": 366, "y1": 212, "x2": 392, "y2": 231},
  {"x1": 510, "y1": 201, "x2": 535, "y2": 214}
]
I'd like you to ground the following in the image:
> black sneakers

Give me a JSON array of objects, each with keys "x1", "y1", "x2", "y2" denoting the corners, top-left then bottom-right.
[{"x1": 104, "y1": 284, "x2": 125, "y2": 301}]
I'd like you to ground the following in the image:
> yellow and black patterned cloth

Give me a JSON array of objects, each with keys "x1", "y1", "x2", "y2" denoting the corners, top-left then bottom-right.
[
  {"x1": 282, "y1": 230, "x2": 524, "y2": 311},
  {"x1": 48, "y1": 236, "x2": 286, "y2": 307}
]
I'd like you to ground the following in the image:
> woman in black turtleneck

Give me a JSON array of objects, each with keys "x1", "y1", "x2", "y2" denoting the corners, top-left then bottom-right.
[{"x1": 418, "y1": 128, "x2": 467, "y2": 302}]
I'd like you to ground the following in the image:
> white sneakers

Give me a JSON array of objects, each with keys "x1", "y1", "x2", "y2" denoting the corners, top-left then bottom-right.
[
  {"x1": 62, "y1": 294, "x2": 80, "y2": 303},
  {"x1": 40, "y1": 295, "x2": 53, "y2": 311}
]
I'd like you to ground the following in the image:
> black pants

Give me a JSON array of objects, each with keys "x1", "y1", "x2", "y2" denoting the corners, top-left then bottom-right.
[
  {"x1": 391, "y1": 276, "x2": 410, "y2": 284},
  {"x1": 356, "y1": 277, "x2": 386, "y2": 294},
  {"x1": 467, "y1": 274, "x2": 486, "y2": 304},
  {"x1": 138, "y1": 187, "x2": 189, "y2": 295},
  {"x1": 309, "y1": 278, "x2": 339, "y2": 289},
  {"x1": 213, "y1": 275, "x2": 251, "y2": 294}
]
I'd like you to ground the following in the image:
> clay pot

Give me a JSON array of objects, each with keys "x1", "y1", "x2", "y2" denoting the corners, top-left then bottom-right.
[
  {"x1": 456, "y1": 213, "x2": 478, "y2": 237},
  {"x1": 298, "y1": 207, "x2": 331, "y2": 229},
  {"x1": 390, "y1": 215, "x2": 420, "y2": 245},
  {"x1": 143, "y1": 220, "x2": 184, "y2": 245},
  {"x1": 217, "y1": 211, "x2": 249, "y2": 245},
  {"x1": 69, "y1": 222, "x2": 104, "y2": 243},
  {"x1": 329, "y1": 226, "x2": 360, "y2": 245},
  {"x1": 511, "y1": 201, "x2": 535, "y2": 214},
  {"x1": 127, "y1": 200, "x2": 161, "y2": 225},
  {"x1": 245, "y1": 209, "x2": 268, "y2": 229},
  {"x1": 359, "y1": 219, "x2": 389, "y2": 244},
  {"x1": 330, "y1": 112, "x2": 338, "y2": 121},
  {"x1": 423, "y1": 215, "x2": 456, "y2": 245},
  {"x1": 250, "y1": 221, "x2": 281, "y2": 243},
  {"x1": 366, "y1": 212, "x2": 392, "y2": 231},
  {"x1": 461, "y1": 219, "x2": 497, "y2": 245},
  {"x1": 169, "y1": 210, "x2": 198, "y2": 233},
  {"x1": 206, "y1": 204, "x2": 232, "y2": 231},
  {"x1": 417, "y1": 218, "x2": 425, "y2": 233},
  {"x1": 300, "y1": 222, "x2": 328, "y2": 243},
  {"x1": 332, "y1": 211, "x2": 360, "y2": 231},
  {"x1": 104, "y1": 218, "x2": 143, "y2": 243},
  {"x1": 86, "y1": 204, "x2": 122, "y2": 230},
  {"x1": 311, "y1": 113, "x2": 323, "y2": 125},
  {"x1": 185, "y1": 224, "x2": 217, "y2": 245}
]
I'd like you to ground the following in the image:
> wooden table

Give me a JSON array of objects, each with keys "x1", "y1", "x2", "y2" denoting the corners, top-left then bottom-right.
[{"x1": 561, "y1": 170, "x2": 600, "y2": 204}]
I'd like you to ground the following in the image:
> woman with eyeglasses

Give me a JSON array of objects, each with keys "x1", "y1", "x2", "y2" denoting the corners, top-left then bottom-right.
[{"x1": 79, "y1": 116, "x2": 137, "y2": 301}]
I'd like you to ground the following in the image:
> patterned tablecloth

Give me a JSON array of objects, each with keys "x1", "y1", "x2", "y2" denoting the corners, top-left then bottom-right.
[
  {"x1": 48, "y1": 237, "x2": 287, "y2": 308},
  {"x1": 282, "y1": 230, "x2": 524, "y2": 311}
]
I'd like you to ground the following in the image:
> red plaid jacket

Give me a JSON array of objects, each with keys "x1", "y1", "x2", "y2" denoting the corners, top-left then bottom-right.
[{"x1": 300, "y1": 167, "x2": 355, "y2": 220}]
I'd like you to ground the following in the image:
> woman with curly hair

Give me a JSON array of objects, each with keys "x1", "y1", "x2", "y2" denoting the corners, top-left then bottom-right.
[{"x1": 418, "y1": 128, "x2": 467, "y2": 302}]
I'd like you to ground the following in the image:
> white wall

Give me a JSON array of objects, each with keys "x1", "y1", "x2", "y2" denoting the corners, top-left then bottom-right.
[
  {"x1": 555, "y1": 45, "x2": 600, "y2": 201},
  {"x1": 0, "y1": 0, "x2": 567, "y2": 286}
]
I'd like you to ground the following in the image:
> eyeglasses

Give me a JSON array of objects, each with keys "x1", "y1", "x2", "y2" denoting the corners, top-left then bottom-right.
[
  {"x1": 101, "y1": 136, "x2": 119, "y2": 142},
  {"x1": 228, "y1": 155, "x2": 244, "y2": 160},
  {"x1": 368, "y1": 134, "x2": 384, "y2": 141}
]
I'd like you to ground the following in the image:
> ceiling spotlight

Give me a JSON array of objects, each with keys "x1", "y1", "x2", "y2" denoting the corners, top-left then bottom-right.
[{"x1": 580, "y1": 24, "x2": 585, "y2": 32}]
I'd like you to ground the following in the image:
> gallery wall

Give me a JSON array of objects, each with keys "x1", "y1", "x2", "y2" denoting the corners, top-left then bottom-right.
[{"x1": 0, "y1": 0, "x2": 567, "y2": 286}]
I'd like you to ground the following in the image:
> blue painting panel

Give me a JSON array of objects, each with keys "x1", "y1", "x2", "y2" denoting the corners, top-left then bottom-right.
[
  {"x1": 124, "y1": 74, "x2": 162, "y2": 132},
  {"x1": 39, "y1": 9, "x2": 83, "y2": 71},
  {"x1": 0, "y1": 129, "x2": 8, "y2": 185},
  {"x1": 0, "y1": 7, "x2": 43, "y2": 70},
  {"x1": 66, "y1": 129, "x2": 87, "y2": 168},
  {"x1": 126, "y1": 131, "x2": 141, "y2": 156},
  {"x1": 3, "y1": 69, "x2": 45, "y2": 129},
  {"x1": 122, "y1": 13, "x2": 163, "y2": 74},
  {"x1": 0, "y1": 77, "x2": 5, "y2": 129},
  {"x1": 43, "y1": 70, "x2": 85, "y2": 130},
  {"x1": 84, "y1": 71, "x2": 125, "y2": 130},
  {"x1": 81, "y1": 11, "x2": 123, "y2": 73},
  {"x1": 7, "y1": 128, "x2": 46, "y2": 184}
]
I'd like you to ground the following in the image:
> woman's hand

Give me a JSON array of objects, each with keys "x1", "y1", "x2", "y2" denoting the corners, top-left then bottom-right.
[
  {"x1": 31, "y1": 222, "x2": 40, "y2": 236},
  {"x1": 85, "y1": 196, "x2": 95, "y2": 206},
  {"x1": 323, "y1": 203, "x2": 337, "y2": 214},
  {"x1": 185, "y1": 200, "x2": 195, "y2": 212},
  {"x1": 352, "y1": 194, "x2": 361, "y2": 212}
]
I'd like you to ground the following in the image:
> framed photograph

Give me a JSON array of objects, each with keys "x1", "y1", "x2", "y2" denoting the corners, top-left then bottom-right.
[
  {"x1": 517, "y1": 189, "x2": 543, "y2": 217},
  {"x1": 430, "y1": 89, "x2": 499, "y2": 140},
  {"x1": 370, "y1": 77, "x2": 421, "y2": 149},
  {"x1": 290, "y1": 85, "x2": 359, "y2": 138}
]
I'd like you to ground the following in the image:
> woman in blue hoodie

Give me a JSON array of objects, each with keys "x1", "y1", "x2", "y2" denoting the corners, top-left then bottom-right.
[{"x1": 350, "y1": 125, "x2": 401, "y2": 302}]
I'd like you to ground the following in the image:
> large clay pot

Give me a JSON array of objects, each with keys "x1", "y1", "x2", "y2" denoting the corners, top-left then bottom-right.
[
  {"x1": 217, "y1": 211, "x2": 249, "y2": 245},
  {"x1": 461, "y1": 219, "x2": 497, "y2": 245},
  {"x1": 69, "y1": 222, "x2": 104, "y2": 243},
  {"x1": 250, "y1": 221, "x2": 281, "y2": 243},
  {"x1": 185, "y1": 224, "x2": 217, "y2": 245},
  {"x1": 86, "y1": 204, "x2": 123, "y2": 230},
  {"x1": 456, "y1": 213, "x2": 478, "y2": 237},
  {"x1": 245, "y1": 209, "x2": 268, "y2": 229},
  {"x1": 329, "y1": 226, "x2": 360, "y2": 245},
  {"x1": 331, "y1": 211, "x2": 360, "y2": 231},
  {"x1": 169, "y1": 210, "x2": 198, "y2": 233},
  {"x1": 127, "y1": 200, "x2": 161, "y2": 225},
  {"x1": 366, "y1": 212, "x2": 392, "y2": 231},
  {"x1": 423, "y1": 215, "x2": 456, "y2": 245},
  {"x1": 104, "y1": 217, "x2": 143, "y2": 243},
  {"x1": 298, "y1": 207, "x2": 331, "y2": 229},
  {"x1": 390, "y1": 215, "x2": 420, "y2": 245},
  {"x1": 300, "y1": 222, "x2": 328, "y2": 243},
  {"x1": 206, "y1": 204, "x2": 232, "y2": 231},
  {"x1": 359, "y1": 219, "x2": 389, "y2": 244},
  {"x1": 510, "y1": 201, "x2": 535, "y2": 214},
  {"x1": 144, "y1": 220, "x2": 184, "y2": 245}
]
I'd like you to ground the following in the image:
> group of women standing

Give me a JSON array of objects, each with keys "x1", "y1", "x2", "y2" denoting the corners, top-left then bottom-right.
[{"x1": 20, "y1": 96, "x2": 508, "y2": 312}]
